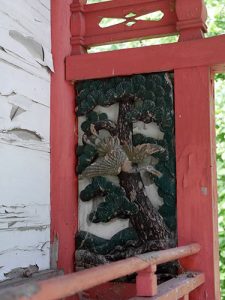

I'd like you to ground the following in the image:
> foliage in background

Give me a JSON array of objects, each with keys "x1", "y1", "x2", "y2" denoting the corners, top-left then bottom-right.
[
  {"x1": 216, "y1": 79, "x2": 225, "y2": 298},
  {"x1": 87, "y1": 0, "x2": 225, "y2": 296}
]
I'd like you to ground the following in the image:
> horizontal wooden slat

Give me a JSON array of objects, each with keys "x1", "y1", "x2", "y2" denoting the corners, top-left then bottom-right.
[
  {"x1": 75, "y1": 25, "x2": 177, "y2": 48},
  {"x1": 0, "y1": 244, "x2": 200, "y2": 300},
  {"x1": 66, "y1": 34, "x2": 225, "y2": 81},
  {"x1": 130, "y1": 272, "x2": 205, "y2": 300}
]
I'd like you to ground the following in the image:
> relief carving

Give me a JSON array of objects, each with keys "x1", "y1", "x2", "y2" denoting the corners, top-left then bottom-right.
[{"x1": 75, "y1": 73, "x2": 176, "y2": 278}]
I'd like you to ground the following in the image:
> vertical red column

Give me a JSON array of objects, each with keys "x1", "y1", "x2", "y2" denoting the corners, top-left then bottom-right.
[
  {"x1": 175, "y1": 1, "x2": 220, "y2": 299},
  {"x1": 51, "y1": 0, "x2": 77, "y2": 276},
  {"x1": 175, "y1": 67, "x2": 220, "y2": 300}
]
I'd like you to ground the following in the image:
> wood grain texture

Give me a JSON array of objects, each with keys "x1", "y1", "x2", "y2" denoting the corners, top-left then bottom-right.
[{"x1": 0, "y1": 0, "x2": 51, "y2": 280}]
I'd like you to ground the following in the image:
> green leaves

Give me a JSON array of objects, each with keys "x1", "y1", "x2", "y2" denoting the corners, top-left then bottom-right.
[{"x1": 214, "y1": 77, "x2": 225, "y2": 296}]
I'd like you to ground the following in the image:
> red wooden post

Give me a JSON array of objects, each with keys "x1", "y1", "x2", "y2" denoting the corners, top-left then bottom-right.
[
  {"x1": 176, "y1": 0, "x2": 207, "y2": 41},
  {"x1": 175, "y1": 67, "x2": 220, "y2": 300},
  {"x1": 51, "y1": 0, "x2": 77, "y2": 280},
  {"x1": 71, "y1": 0, "x2": 87, "y2": 54},
  {"x1": 175, "y1": 2, "x2": 220, "y2": 299},
  {"x1": 136, "y1": 265, "x2": 157, "y2": 297}
]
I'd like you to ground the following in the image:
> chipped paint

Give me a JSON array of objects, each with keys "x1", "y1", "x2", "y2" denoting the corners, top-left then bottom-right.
[
  {"x1": 4, "y1": 265, "x2": 39, "y2": 279},
  {"x1": 0, "y1": 0, "x2": 51, "y2": 280}
]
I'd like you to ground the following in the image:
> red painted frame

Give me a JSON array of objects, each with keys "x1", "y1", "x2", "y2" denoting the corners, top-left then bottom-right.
[
  {"x1": 51, "y1": 0, "x2": 223, "y2": 299},
  {"x1": 51, "y1": 0, "x2": 77, "y2": 276}
]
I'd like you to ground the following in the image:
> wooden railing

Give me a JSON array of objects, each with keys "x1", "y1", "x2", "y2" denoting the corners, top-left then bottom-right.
[{"x1": 0, "y1": 244, "x2": 204, "y2": 300}]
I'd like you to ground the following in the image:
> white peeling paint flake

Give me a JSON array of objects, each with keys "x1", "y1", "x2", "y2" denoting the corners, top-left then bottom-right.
[{"x1": 0, "y1": 0, "x2": 51, "y2": 280}]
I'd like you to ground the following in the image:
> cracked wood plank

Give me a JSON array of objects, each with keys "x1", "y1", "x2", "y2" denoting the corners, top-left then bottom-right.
[{"x1": 0, "y1": 0, "x2": 51, "y2": 280}]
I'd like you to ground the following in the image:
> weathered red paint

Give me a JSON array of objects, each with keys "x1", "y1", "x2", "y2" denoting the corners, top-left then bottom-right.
[{"x1": 50, "y1": 0, "x2": 77, "y2": 281}]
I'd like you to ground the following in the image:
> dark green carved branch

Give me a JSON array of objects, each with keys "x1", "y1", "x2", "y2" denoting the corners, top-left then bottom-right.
[
  {"x1": 80, "y1": 177, "x2": 126, "y2": 201},
  {"x1": 89, "y1": 193, "x2": 138, "y2": 223},
  {"x1": 80, "y1": 177, "x2": 138, "y2": 223},
  {"x1": 77, "y1": 144, "x2": 97, "y2": 174},
  {"x1": 81, "y1": 111, "x2": 117, "y2": 136}
]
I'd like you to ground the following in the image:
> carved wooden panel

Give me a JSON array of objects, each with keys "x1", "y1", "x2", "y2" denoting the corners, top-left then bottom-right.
[{"x1": 75, "y1": 72, "x2": 176, "y2": 278}]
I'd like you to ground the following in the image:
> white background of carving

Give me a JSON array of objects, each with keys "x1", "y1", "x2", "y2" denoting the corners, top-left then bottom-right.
[{"x1": 0, "y1": 0, "x2": 52, "y2": 280}]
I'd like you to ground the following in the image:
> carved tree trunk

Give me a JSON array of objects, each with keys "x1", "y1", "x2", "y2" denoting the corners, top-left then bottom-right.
[{"x1": 117, "y1": 98, "x2": 171, "y2": 252}]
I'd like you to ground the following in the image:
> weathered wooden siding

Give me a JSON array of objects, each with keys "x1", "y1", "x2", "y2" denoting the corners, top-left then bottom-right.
[{"x1": 0, "y1": 0, "x2": 52, "y2": 280}]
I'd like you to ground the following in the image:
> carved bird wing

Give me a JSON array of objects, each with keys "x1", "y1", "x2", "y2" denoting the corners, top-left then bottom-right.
[
  {"x1": 82, "y1": 147, "x2": 127, "y2": 178},
  {"x1": 123, "y1": 143, "x2": 164, "y2": 163},
  {"x1": 95, "y1": 136, "x2": 120, "y2": 157}
]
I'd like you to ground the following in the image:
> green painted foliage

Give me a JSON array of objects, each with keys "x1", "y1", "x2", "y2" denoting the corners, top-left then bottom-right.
[
  {"x1": 80, "y1": 176, "x2": 138, "y2": 222},
  {"x1": 77, "y1": 144, "x2": 97, "y2": 174},
  {"x1": 77, "y1": 73, "x2": 176, "y2": 231}
]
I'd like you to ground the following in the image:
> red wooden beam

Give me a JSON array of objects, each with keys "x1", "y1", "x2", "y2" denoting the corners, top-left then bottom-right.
[{"x1": 66, "y1": 34, "x2": 225, "y2": 81}]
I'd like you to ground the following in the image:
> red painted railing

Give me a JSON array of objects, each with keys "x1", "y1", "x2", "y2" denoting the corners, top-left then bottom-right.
[{"x1": 0, "y1": 243, "x2": 204, "y2": 300}]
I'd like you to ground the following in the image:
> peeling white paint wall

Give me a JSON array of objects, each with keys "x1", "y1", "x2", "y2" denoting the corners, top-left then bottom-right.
[{"x1": 0, "y1": 0, "x2": 51, "y2": 280}]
